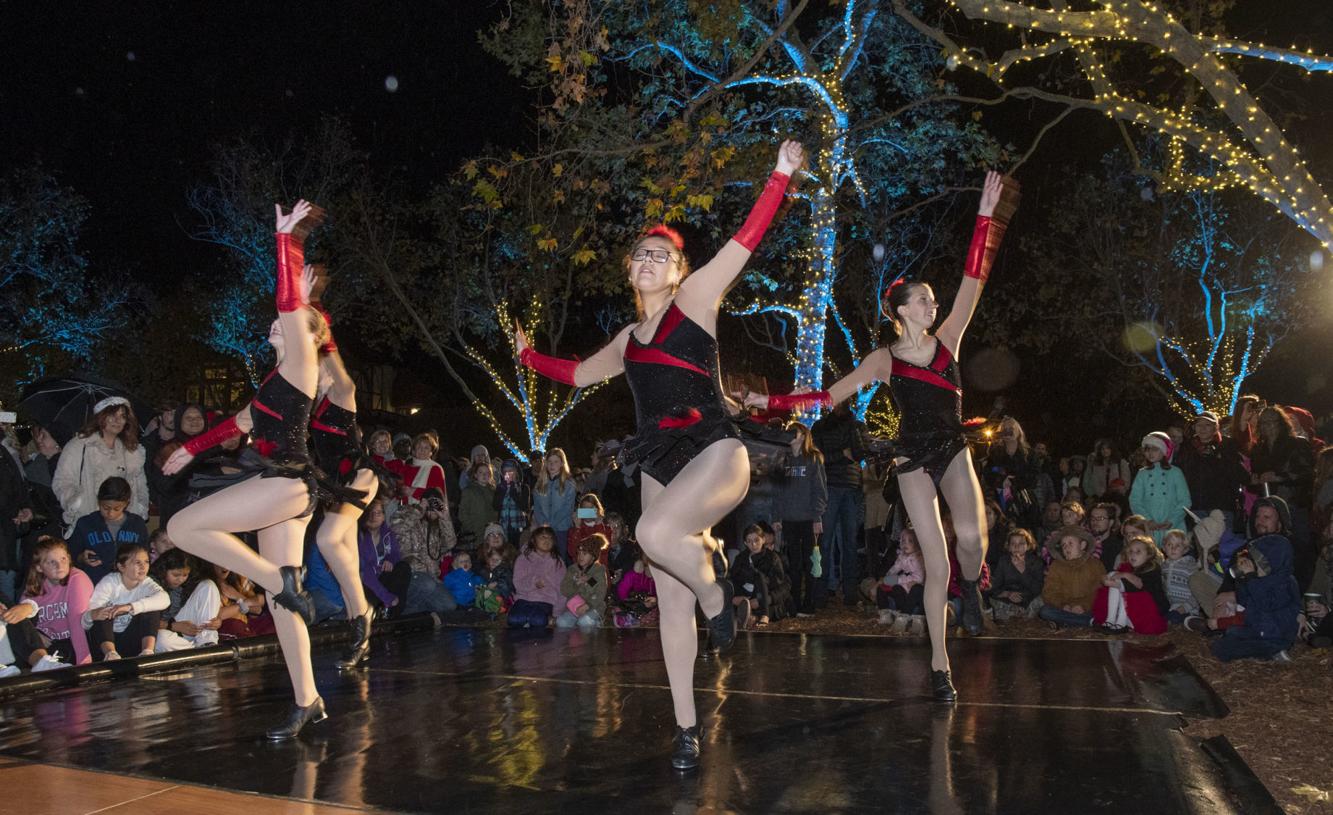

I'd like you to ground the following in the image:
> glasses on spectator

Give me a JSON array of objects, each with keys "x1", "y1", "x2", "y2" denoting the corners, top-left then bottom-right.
[{"x1": 631, "y1": 247, "x2": 680, "y2": 264}]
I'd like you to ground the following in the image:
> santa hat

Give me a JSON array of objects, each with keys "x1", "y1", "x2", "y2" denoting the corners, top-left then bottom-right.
[{"x1": 1141, "y1": 431, "x2": 1174, "y2": 460}]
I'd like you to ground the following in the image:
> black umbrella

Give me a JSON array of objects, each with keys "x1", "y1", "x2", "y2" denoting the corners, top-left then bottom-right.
[{"x1": 18, "y1": 374, "x2": 153, "y2": 447}]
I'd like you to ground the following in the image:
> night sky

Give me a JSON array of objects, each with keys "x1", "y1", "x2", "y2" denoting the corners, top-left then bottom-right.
[{"x1": 4, "y1": 2, "x2": 1333, "y2": 443}]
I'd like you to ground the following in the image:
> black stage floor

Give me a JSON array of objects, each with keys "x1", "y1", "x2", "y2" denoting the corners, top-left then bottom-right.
[{"x1": 0, "y1": 627, "x2": 1261, "y2": 814}]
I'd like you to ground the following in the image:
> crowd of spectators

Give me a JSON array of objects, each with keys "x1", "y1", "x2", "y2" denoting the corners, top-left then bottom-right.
[{"x1": 2, "y1": 392, "x2": 1330, "y2": 678}]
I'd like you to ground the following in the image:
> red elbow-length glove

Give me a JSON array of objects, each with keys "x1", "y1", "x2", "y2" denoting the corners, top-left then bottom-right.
[
  {"x1": 182, "y1": 415, "x2": 244, "y2": 456},
  {"x1": 733, "y1": 170, "x2": 791, "y2": 251},
  {"x1": 274, "y1": 232, "x2": 306, "y2": 313},
  {"x1": 313, "y1": 304, "x2": 337, "y2": 353},
  {"x1": 963, "y1": 215, "x2": 1007, "y2": 283},
  {"x1": 768, "y1": 390, "x2": 833, "y2": 412},
  {"x1": 519, "y1": 347, "x2": 578, "y2": 386}
]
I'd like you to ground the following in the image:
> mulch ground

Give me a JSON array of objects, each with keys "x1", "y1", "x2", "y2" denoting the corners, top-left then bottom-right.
[{"x1": 760, "y1": 607, "x2": 1333, "y2": 814}]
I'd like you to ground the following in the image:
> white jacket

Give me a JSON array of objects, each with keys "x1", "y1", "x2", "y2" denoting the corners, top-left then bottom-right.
[
  {"x1": 81, "y1": 573, "x2": 169, "y2": 632},
  {"x1": 52, "y1": 434, "x2": 149, "y2": 528}
]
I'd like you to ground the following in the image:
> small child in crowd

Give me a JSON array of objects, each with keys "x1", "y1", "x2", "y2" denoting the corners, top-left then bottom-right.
[
  {"x1": 558, "y1": 535, "x2": 609, "y2": 628},
  {"x1": 1038, "y1": 526, "x2": 1105, "y2": 629},
  {"x1": 1159, "y1": 528, "x2": 1200, "y2": 623},
  {"x1": 476, "y1": 545, "x2": 516, "y2": 614},
  {"x1": 731, "y1": 523, "x2": 792, "y2": 628},
  {"x1": 443, "y1": 551, "x2": 485, "y2": 608},
  {"x1": 1092, "y1": 536, "x2": 1168, "y2": 635},
  {"x1": 987, "y1": 528, "x2": 1046, "y2": 622},
  {"x1": 509, "y1": 526, "x2": 566, "y2": 628},
  {"x1": 566, "y1": 493, "x2": 610, "y2": 565},
  {"x1": 81, "y1": 543, "x2": 169, "y2": 660},
  {"x1": 67, "y1": 478, "x2": 150, "y2": 584},
  {"x1": 0, "y1": 537, "x2": 93, "y2": 673},
  {"x1": 150, "y1": 548, "x2": 223, "y2": 652},
  {"x1": 877, "y1": 528, "x2": 925, "y2": 634},
  {"x1": 614, "y1": 556, "x2": 658, "y2": 627}
]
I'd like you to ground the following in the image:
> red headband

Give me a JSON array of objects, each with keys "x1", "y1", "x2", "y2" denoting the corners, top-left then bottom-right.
[{"x1": 641, "y1": 224, "x2": 685, "y2": 251}]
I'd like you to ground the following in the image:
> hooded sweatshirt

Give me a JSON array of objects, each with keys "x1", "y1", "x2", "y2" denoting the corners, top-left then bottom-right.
[{"x1": 1041, "y1": 544, "x2": 1105, "y2": 610}]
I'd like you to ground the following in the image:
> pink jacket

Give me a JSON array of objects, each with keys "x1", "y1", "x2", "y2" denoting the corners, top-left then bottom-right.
[
  {"x1": 513, "y1": 550, "x2": 566, "y2": 608},
  {"x1": 885, "y1": 550, "x2": 925, "y2": 592},
  {"x1": 617, "y1": 570, "x2": 656, "y2": 601},
  {"x1": 22, "y1": 568, "x2": 95, "y2": 665}
]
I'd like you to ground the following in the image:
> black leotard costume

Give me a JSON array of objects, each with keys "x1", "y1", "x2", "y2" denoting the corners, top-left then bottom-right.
[
  {"x1": 311, "y1": 397, "x2": 368, "y2": 486},
  {"x1": 619, "y1": 302, "x2": 740, "y2": 485},
  {"x1": 888, "y1": 340, "x2": 966, "y2": 486}
]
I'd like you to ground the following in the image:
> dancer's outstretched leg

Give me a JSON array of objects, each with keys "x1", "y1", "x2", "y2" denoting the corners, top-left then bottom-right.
[
  {"x1": 260, "y1": 517, "x2": 318, "y2": 707},
  {"x1": 166, "y1": 475, "x2": 310, "y2": 595},
  {"x1": 314, "y1": 471, "x2": 379, "y2": 621},
  {"x1": 634, "y1": 439, "x2": 750, "y2": 622},
  {"x1": 896, "y1": 469, "x2": 951, "y2": 671},
  {"x1": 651, "y1": 566, "x2": 701, "y2": 726}
]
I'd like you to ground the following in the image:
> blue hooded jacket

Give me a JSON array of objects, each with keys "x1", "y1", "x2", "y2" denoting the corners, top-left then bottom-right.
[{"x1": 1232, "y1": 531, "x2": 1301, "y2": 646}]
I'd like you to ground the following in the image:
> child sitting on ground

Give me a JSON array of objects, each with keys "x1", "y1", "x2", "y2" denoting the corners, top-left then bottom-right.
[
  {"x1": 509, "y1": 526, "x2": 566, "y2": 628},
  {"x1": 614, "y1": 557, "x2": 658, "y2": 628},
  {"x1": 1210, "y1": 523, "x2": 1301, "y2": 662},
  {"x1": 558, "y1": 535, "x2": 609, "y2": 628},
  {"x1": 81, "y1": 543, "x2": 169, "y2": 660},
  {"x1": 987, "y1": 528, "x2": 1046, "y2": 622},
  {"x1": 476, "y1": 545, "x2": 516, "y2": 614},
  {"x1": 1159, "y1": 528, "x2": 1200, "y2": 623},
  {"x1": 1038, "y1": 526, "x2": 1105, "y2": 629},
  {"x1": 67, "y1": 478, "x2": 150, "y2": 585},
  {"x1": 150, "y1": 548, "x2": 223, "y2": 652},
  {"x1": 731, "y1": 523, "x2": 792, "y2": 628},
  {"x1": 443, "y1": 551, "x2": 485, "y2": 608},
  {"x1": 1092, "y1": 535, "x2": 1168, "y2": 634},
  {"x1": 877, "y1": 528, "x2": 925, "y2": 634}
]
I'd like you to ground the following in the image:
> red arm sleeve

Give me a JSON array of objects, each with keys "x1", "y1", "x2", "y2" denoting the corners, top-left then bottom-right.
[
  {"x1": 313, "y1": 304, "x2": 336, "y2": 353},
  {"x1": 183, "y1": 415, "x2": 243, "y2": 456},
  {"x1": 274, "y1": 232, "x2": 305, "y2": 313},
  {"x1": 768, "y1": 391, "x2": 832, "y2": 412},
  {"x1": 963, "y1": 216, "x2": 1007, "y2": 283},
  {"x1": 519, "y1": 347, "x2": 578, "y2": 387},
  {"x1": 733, "y1": 171, "x2": 791, "y2": 251}
]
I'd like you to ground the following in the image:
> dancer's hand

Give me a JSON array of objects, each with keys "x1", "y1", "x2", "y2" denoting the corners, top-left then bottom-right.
[
  {"x1": 978, "y1": 171, "x2": 1003, "y2": 218},
  {"x1": 514, "y1": 321, "x2": 530, "y2": 357},
  {"x1": 275, "y1": 199, "x2": 313, "y2": 234},
  {"x1": 162, "y1": 446, "x2": 195, "y2": 476},
  {"x1": 775, "y1": 140, "x2": 805, "y2": 176},
  {"x1": 300, "y1": 264, "x2": 318, "y2": 305}
]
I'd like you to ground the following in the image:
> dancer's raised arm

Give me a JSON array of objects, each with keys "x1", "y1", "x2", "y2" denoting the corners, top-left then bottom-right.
[
  {"x1": 936, "y1": 172, "x2": 1008, "y2": 353},
  {"x1": 515, "y1": 322, "x2": 633, "y2": 389},
  {"x1": 675, "y1": 140, "x2": 803, "y2": 318},
  {"x1": 273, "y1": 200, "x2": 324, "y2": 394}
]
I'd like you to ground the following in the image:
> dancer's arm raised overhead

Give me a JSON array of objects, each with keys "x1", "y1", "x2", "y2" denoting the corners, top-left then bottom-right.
[
  {"x1": 272, "y1": 200, "x2": 324, "y2": 397},
  {"x1": 674, "y1": 140, "x2": 804, "y2": 331},
  {"x1": 515, "y1": 322, "x2": 634, "y2": 389},
  {"x1": 935, "y1": 171, "x2": 1007, "y2": 354}
]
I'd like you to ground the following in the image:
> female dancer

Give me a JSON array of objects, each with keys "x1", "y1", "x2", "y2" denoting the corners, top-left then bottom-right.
[
  {"x1": 307, "y1": 283, "x2": 380, "y2": 669},
  {"x1": 516, "y1": 139, "x2": 804, "y2": 770},
  {"x1": 747, "y1": 172, "x2": 1015, "y2": 702},
  {"x1": 163, "y1": 200, "x2": 330, "y2": 738}
]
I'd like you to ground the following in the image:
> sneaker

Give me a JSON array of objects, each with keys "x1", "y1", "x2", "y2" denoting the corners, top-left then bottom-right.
[
  {"x1": 877, "y1": 609, "x2": 897, "y2": 626},
  {"x1": 906, "y1": 615, "x2": 926, "y2": 637},
  {"x1": 0, "y1": 664, "x2": 20, "y2": 679},
  {"x1": 892, "y1": 614, "x2": 911, "y2": 634},
  {"x1": 1273, "y1": 650, "x2": 1293, "y2": 663},
  {"x1": 103, "y1": 651, "x2": 122, "y2": 661},
  {"x1": 795, "y1": 611, "x2": 814, "y2": 618},
  {"x1": 1100, "y1": 624, "x2": 1129, "y2": 635},
  {"x1": 1183, "y1": 615, "x2": 1210, "y2": 634},
  {"x1": 32, "y1": 654, "x2": 67, "y2": 672}
]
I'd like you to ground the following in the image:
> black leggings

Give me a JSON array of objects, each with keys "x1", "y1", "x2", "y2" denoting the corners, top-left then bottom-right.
[
  {"x1": 90, "y1": 611, "x2": 162, "y2": 659},
  {"x1": 3, "y1": 617, "x2": 79, "y2": 666},
  {"x1": 876, "y1": 584, "x2": 925, "y2": 614},
  {"x1": 783, "y1": 520, "x2": 822, "y2": 613},
  {"x1": 368, "y1": 561, "x2": 413, "y2": 610}
]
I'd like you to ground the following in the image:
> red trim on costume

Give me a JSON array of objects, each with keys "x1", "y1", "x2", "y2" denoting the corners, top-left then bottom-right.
[
  {"x1": 313, "y1": 304, "x2": 336, "y2": 353},
  {"x1": 652, "y1": 304, "x2": 688, "y2": 344},
  {"x1": 274, "y1": 233, "x2": 305, "y2": 313},
  {"x1": 963, "y1": 215, "x2": 1006, "y2": 283},
  {"x1": 182, "y1": 415, "x2": 243, "y2": 456},
  {"x1": 311, "y1": 420, "x2": 347, "y2": 436},
  {"x1": 658, "y1": 408, "x2": 702, "y2": 430},
  {"x1": 890, "y1": 361, "x2": 960, "y2": 394},
  {"x1": 519, "y1": 347, "x2": 578, "y2": 386},
  {"x1": 623, "y1": 344, "x2": 709, "y2": 378},
  {"x1": 768, "y1": 391, "x2": 833, "y2": 412},
  {"x1": 251, "y1": 399, "x2": 282, "y2": 421},
  {"x1": 733, "y1": 171, "x2": 790, "y2": 251}
]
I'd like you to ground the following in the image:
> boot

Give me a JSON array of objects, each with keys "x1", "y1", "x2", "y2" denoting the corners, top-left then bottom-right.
[
  {"x1": 706, "y1": 579, "x2": 736, "y2": 653},
  {"x1": 265, "y1": 696, "x2": 328, "y2": 740},
  {"x1": 671, "y1": 724, "x2": 703, "y2": 770},
  {"x1": 958, "y1": 577, "x2": 985, "y2": 636},
  {"x1": 931, "y1": 670, "x2": 957, "y2": 703},
  {"x1": 336, "y1": 607, "x2": 376, "y2": 669},
  {"x1": 272, "y1": 565, "x2": 316, "y2": 625}
]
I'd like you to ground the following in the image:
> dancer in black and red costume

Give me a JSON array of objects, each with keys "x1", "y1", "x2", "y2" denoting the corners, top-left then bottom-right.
[
  {"x1": 163, "y1": 200, "x2": 333, "y2": 739},
  {"x1": 748, "y1": 172, "x2": 1017, "y2": 702},
  {"x1": 306, "y1": 282, "x2": 381, "y2": 670},
  {"x1": 516, "y1": 139, "x2": 804, "y2": 770}
]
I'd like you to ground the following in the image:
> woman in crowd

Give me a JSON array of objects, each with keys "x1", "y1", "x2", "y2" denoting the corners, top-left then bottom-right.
[
  {"x1": 357, "y1": 498, "x2": 410, "y2": 614},
  {"x1": 53, "y1": 397, "x2": 149, "y2": 534},
  {"x1": 1082, "y1": 438, "x2": 1130, "y2": 500},
  {"x1": 458, "y1": 462, "x2": 499, "y2": 553},
  {"x1": 774, "y1": 421, "x2": 827, "y2": 616},
  {"x1": 389, "y1": 488, "x2": 459, "y2": 618},
  {"x1": 1129, "y1": 432, "x2": 1191, "y2": 547},
  {"x1": 82, "y1": 542, "x2": 168, "y2": 660},
  {"x1": 0, "y1": 536, "x2": 93, "y2": 670},
  {"x1": 748, "y1": 171, "x2": 1015, "y2": 702},
  {"x1": 517, "y1": 139, "x2": 803, "y2": 768},
  {"x1": 533, "y1": 449, "x2": 577, "y2": 557},
  {"x1": 398, "y1": 433, "x2": 447, "y2": 505},
  {"x1": 1176, "y1": 411, "x2": 1247, "y2": 531},
  {"x1": 1249, "y1": 405, "x2": 1315, "y2": 588},
  {"x1": 147, "y1": 403, "x2": 209, "y2": 525},
  {"x1": 162, "y1": 200, "x2": 331, "y2": 739}
]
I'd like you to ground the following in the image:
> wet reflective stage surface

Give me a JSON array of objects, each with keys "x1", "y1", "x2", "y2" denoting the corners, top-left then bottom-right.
[{"x1": 0, "y1": 628, "x2": 1251, "y2": 814}]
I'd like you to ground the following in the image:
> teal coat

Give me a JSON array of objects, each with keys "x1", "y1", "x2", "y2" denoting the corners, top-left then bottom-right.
[{"x1": 1129, "y1": 464, "x2": 1192, "y2": 546}]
